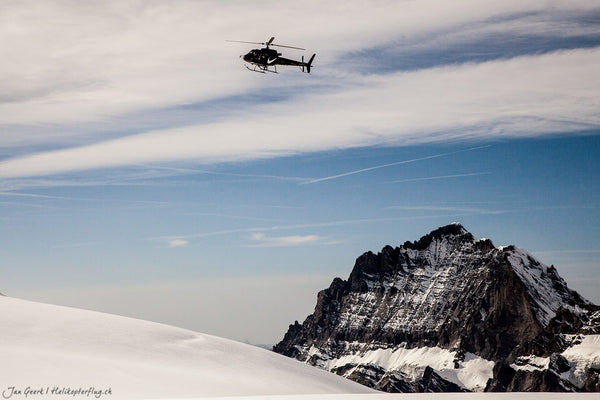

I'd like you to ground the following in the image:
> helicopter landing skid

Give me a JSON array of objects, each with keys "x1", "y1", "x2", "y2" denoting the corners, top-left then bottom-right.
[{"x1": 246, "y1": 65, "x2": 278, "y2": 74}]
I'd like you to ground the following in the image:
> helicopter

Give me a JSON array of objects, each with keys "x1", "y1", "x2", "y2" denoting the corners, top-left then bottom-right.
[{"x1": 227, "y1": 37, "x2": 316, "y2": 74}]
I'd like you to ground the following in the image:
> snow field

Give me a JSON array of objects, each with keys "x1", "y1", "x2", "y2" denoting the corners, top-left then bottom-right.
[{"x1": 0, "y1": 296, "x2": 372, "y2": 399}]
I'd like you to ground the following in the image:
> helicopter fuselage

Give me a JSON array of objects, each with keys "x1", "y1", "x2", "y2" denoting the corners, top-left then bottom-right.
[{"x1": 242, "y1": 48, "x2": 281, "y2": 66}]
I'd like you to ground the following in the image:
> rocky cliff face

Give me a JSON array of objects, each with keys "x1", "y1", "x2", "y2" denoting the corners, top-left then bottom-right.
[{"x1": 274, "y1": 223, "x2": 600, "y2": 392}]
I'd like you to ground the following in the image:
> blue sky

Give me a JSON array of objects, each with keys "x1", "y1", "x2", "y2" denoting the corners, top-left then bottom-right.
[{"x1": 1, "y1": 0, "x2": 600, "y2": 344}]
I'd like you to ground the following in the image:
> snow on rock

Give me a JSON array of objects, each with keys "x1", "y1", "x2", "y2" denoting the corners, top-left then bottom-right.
[
  {"x1": 504, "y1": 246, "x2": 588, "y2": 326},
  {"x1": 510, "y1": 334, "x2": 600, "y2": 389},
  {"x1": 562, "y1": 335, "x2": 600, "y2": 388},
  {"x1": 511, "y1": 355, "x2": 551, "y2": 372},
  {"x1": 0, "y1": 296, "x2": 373, "y2": 399},
  {"x1": 313, "y1": 344, "x2": 493, "y2": 392}
]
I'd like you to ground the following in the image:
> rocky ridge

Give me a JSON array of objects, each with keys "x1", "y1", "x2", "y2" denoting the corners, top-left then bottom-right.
[{"x1": 274, "y1": 223, "x2": 599, "y2": 392}]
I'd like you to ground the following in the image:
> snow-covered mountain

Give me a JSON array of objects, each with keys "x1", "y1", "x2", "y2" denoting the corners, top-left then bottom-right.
[
  {"x1": 274, "y1": 223, "x2": 600, "y2": 392},
  {"x1": 0, "y1": 295, "x2": 373, "y2": 399}
]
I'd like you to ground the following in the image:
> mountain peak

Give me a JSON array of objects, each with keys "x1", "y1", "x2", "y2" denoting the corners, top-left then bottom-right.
[
  {"x1": 402, "y1": 223, "x2": 475, "y2": 251},
  {"x1": 274, "y1": 224, "x2": 598, "y2": 393}
]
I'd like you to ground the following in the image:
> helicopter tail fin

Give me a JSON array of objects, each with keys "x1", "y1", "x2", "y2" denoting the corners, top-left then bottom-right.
[{"x1": 306, "y1": 53, "x2": 316, "y2": 73}]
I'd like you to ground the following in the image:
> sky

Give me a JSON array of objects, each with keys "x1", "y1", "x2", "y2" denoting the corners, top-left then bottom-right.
[{"x1": 1, "y1": 0, "x2": 600, "y2": 345}]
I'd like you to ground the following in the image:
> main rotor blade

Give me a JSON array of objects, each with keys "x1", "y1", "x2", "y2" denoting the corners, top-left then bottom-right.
[
  {"x1": 271, "y1": 43, "x2": 306, "y2": 50},
  {"x1": 226, "y1": 40, "x2": 265, "y2": 45},
  {"x1": 226, "y1": 39, "x2": 306, "y2": 50}
]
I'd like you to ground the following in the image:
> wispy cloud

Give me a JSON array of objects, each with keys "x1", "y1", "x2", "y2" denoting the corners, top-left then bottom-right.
[
  {"x1": 0, "y1": 192, "x2": 70, "y2": 200},
  {"x1": 247, "y1": 232, "x2": 335, "y2": 248},
  {"x1": 0, "y1": 169, "x2": 184, "y2": 192},
  {"x1": 168, "y1": 239, "x2": 189, "y2": 248},
  {"x1": 1, "y1": 45, "x2": 599, "y2": 178},
  {"x1": 387, "y1": 205, "x2": 504, "y2": 215},
  {"x1": 532, "y1": 249, "x2": 600, "y2": 256},
  {"x1": 0, "y1": 201, "x2": 58, "y2": 210},
  {"x1": 3, "y1": 1, "x2": 594, "y2": 127},
  {"x1": 155, "y1": 213, "x2": 494, "y2": 245},
  {"x1": 183, "y1": 212, "x2": 278, "y2": 223},
  {"x1": 1, "y1": 2, "x2": 597, "y2": 180},
  {"x1": 0, "y1": 190, "x2": 169, "y2": 207},
  {"x1": 134, "y1": 164, "x2": 310, "y2": 183},
  {"x1": 2, "y1": 1, "x2": 597, "y2": 128},
  {"x1": 51, "y1": 242, "x2": 96, "y2": 249},
  {"x1": 561, "y1": 250, "x2": 600, "y2": 254}
]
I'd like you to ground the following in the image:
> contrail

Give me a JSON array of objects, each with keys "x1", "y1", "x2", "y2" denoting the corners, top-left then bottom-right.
[
  {"x1": 390, "y1": 171, "x2": 490, "y2": 183},
  {"x1": 300, "y1": 145, "x2": 491, "y2": 184}
]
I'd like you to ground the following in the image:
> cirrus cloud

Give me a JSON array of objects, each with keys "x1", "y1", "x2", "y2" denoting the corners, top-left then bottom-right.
[
  {"x1": 1, "y1": 0, "x2": 598, "y2": 132},
  {"x1": 248, "y1": 232, "x2": 333, "y2": 248},
  {"x1": 1, "y1": 47, "x2": 599, "y2": 178}
]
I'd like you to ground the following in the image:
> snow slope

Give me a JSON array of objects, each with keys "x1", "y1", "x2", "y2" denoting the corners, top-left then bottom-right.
[{"x1": 0, "y1": 296, "x2": 373, "y2": 399}]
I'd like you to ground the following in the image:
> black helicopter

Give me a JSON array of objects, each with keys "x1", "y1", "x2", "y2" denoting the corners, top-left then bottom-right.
[{"x1": 227, "y1": 37, "x2": 315, "y2": 74}]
